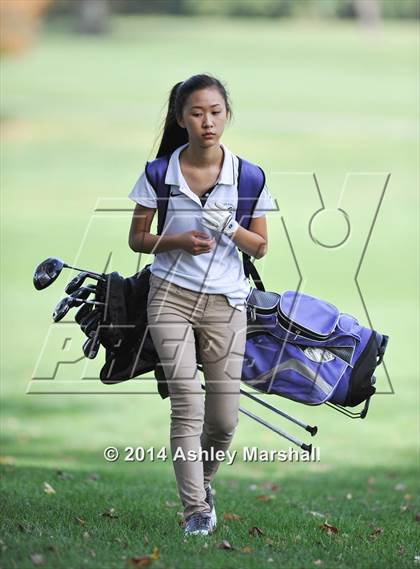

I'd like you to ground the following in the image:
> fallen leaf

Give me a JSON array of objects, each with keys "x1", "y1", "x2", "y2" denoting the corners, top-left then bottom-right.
[
  {"x1": 256, "y1": 494, "x2": 274, "y2": 501},
  {"x1": 127, "y1": 556, "x2": 153, "y2": 567},
  {"x1": 261, "y1": 482, "x2": 280, "y2": 491},
  {"x1": 30, "y1": 553, "x2": 44, "y2": 566},
  {"x1": 217, "y1": 540, "x2": 234, "y2": 550},
  {"x1": 101, "y1": 508, "x2": 118, "y2": 518},
  {"x1": 223, "y1": 512, "x2": 241, "y2": 521},
  {"x1": 369, "y1": 527, "x2": 384, "y2": 540},
  {"x1": 404, "y1": 494, "x2": 412, "y2": 500},
  {"x1": 165, "y1": 501, "x2": 178, "y2": 508},
  {"x1": 248, "y1": 526, "x2": 264, "y2": 537},
  {"x1": 320, "y1": 523, "x2": 339, "y2": 535},
  {"x1": 149, "y1": 547, "x2": 160, "y2": 561},
  {"x1": 74, "y1": 517, "x2": 86, "y2": 525},
  {"x1": 43, "y1": 482, "x2": 55, "y2": 494},
  {"x1": 241, "y1": 546, "x2": 252, "y2": 553}
]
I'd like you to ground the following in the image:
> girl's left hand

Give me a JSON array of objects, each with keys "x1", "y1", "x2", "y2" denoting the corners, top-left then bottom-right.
[{"x1": 201, "y1": 202, "x2": 239, "y2": 237}]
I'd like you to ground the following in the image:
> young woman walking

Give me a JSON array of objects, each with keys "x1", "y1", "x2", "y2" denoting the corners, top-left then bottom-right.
[{"x1": 128, "y1": 74, "x2": 274, "y2": 536}]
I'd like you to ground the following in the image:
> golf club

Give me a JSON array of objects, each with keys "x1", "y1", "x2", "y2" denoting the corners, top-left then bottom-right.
[
  {"x1": 52, "y1": 296, "x2": 105, "y2": 323},
  {"x1": 75, "y1": 303, "x2": 94, "y2": 324},
  {"x1": 33, "y1": 257, "x2": 105, "y2": 291},
  {"x1": 69, "y1": 285, "x2": 97, "y2": 301},
  {"x1": 80, "y1": 310, "x2": 103, "y2": 336},
  {"x1": 83, "y1": 335, "x2": 101, "y2": 359},
  {"x1": 65, "y1": 272, "x2": 101, "y2": 295}
]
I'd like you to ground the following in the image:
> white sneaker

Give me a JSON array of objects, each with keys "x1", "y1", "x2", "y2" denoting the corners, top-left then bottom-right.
[
  {"x1": 184, "y1": 512, "x2": 213, "y2": 536},
  {"x1": 205, "y1": 484, "x2": 217, "y2": 531}
]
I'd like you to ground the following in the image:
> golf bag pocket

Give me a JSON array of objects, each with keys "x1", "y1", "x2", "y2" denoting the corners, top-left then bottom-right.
[
  {"x1": 277, "y1": 291, "x2": 340, "y2": 341},
  {"x1": 242, "y1": 331, "x2": 348, "y2": 405}
]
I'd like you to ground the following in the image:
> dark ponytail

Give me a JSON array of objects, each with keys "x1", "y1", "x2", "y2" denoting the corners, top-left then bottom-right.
[{"x1": 155, "y1": 73, "x2": 232, "y2": 159}]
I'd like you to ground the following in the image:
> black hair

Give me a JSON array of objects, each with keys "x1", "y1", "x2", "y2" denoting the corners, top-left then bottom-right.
[{"x1": 155, "y1": 73, "x2": 232, "y2": 159}]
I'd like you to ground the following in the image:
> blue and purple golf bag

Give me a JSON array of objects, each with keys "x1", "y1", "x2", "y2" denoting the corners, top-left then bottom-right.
[{"x1": 243, "y1": 287, "x2": 388, "y2": 419}]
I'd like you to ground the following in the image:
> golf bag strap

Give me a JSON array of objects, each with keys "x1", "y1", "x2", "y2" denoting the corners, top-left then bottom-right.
[
  {"x1": 145, "y1": 155, "x2": 171, "y2": 236},
  {"x1": 236, "y1": 156, "x2": 266, "y2": 291},
  {"x1": 145, "y1": 151, "x2": 266, "y2": 289},
  {"x1": 243, "y1": 253, "x2": 265, "y2": 291}
]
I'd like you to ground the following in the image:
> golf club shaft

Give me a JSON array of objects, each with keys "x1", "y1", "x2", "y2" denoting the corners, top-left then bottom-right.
[
  {"x1": 238, "y1": 405, "x2": 310, "y2": 451},
  {"x1": 64, "y1": 263, "x2": 104, "y2": 280},
  {"x1": 239, "y1": 387, "x2": 316, "y2": 433}
]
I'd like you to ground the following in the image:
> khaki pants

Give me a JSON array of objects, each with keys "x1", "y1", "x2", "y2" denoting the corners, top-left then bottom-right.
[{"x1": 147, "y1": 273, "x2": 247, "y2": 520}]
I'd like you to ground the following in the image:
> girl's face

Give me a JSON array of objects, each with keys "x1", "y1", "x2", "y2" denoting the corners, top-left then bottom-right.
[{"x1": 177, "y1": 87, "x2": 229, "y2": 148}]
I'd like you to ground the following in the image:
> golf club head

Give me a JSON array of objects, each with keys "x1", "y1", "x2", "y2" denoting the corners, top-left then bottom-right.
[
  {"x1": 33, "y1": 257, "x2": 65, "y2": 290},
  {"x1": 65, "y1": 272, "x2": 89, "y2": 294},
  {"x1": 65, "y1": 272, "x2": 103, "y2": 294},
  {"x1": 52, "y1": 296, "x2": 72, "y2": 322},
  {"x1": 70, "y1": 285, "x2": 97, "y2": 301},
  {"x1": 83, "y1": 335, "x2": 101, "y2": 359},
  {"x1": 75, "y1": 303, "x2": 94, "y2": 325},
  {"x1": 81, "y1": 310, "x2": 103, "y2": 337},
  {"x1": 53, "y1": 295, "x2": 101, "y2": 323}
]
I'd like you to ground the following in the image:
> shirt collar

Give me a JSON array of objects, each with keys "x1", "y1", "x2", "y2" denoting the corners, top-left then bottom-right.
[{"x1": 165, "y1": 142, "x2": 235, "y2": 188}]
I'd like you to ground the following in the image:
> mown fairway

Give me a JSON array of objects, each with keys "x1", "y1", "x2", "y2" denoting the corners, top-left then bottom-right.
[{"x1": 1, "y1": 14, "x2": 419, "y2": 569}]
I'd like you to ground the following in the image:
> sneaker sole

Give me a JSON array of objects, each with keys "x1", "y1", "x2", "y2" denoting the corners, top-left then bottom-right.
[
  {"x1": 184, "y1": 529, "x2": 210, "y2": 536},
  {"x1": 209, "y1": 507, "x2": 217, "y2": 531}
]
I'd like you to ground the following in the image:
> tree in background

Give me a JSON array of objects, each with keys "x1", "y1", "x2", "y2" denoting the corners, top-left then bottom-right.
[
  {"x1": 354, "y1": 0, "x2": 381, "y2": 28},
  {"x1": 0, "y1": 0, "x2": 52, "y2": 55},
  {"x1": 76, "y1": 0, "x2": 110, "y2": 35}
]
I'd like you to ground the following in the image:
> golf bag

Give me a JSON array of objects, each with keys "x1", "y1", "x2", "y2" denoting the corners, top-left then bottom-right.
[
  {"x1": 243, "y1": 287, "x2": 389, "y2": 418},
  {"x1": 75, "y1": 259, "x2": 389, "y2": 419}
]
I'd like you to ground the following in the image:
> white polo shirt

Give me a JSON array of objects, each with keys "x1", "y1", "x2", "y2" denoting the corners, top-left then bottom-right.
[{"x1": 128, "y1": 142, "x2": 275, "y2": 311}]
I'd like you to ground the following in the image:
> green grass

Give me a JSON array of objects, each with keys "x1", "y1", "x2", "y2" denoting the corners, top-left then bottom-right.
[
  {"x1": 1, "y1": 461, "x2": 419, "y2": 569},
  {"x1": 1, "y1": 13, "x2": 419, "y2": 569}
]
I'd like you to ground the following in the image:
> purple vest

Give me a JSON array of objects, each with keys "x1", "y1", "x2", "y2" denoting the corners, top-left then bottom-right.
[{"x1": 144, "y1": 152, "x2": 267, "y2": 288}]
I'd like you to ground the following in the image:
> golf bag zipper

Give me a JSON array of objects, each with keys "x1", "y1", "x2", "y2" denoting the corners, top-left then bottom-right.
[
  {"x1": 246, "y1": 329, "x2": 354, "y2": 365},
  {"x1": 247, "y1": 298, "x2": 334, "y2": 341}
]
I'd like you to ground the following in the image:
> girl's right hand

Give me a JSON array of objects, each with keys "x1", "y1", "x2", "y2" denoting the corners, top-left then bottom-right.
[{"x1": 176, "y1": 230, "x2": 216, "y2": 256}]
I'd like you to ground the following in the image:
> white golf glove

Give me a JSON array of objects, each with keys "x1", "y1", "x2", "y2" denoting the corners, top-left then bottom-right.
[{"x1": 201, "y1": 201, "x2": 239, "y2": 237}]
